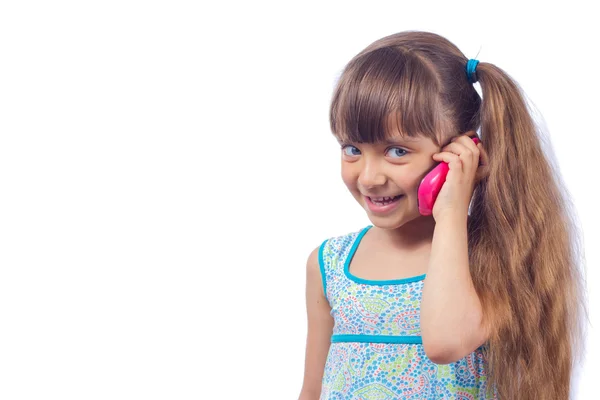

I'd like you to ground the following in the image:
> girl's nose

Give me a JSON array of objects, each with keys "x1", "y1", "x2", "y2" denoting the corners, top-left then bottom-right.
[{"x1": 358, "y1": 159, "x2": 386, "y2": 188}]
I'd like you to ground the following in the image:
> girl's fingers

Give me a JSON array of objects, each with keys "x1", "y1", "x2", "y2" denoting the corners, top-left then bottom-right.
[
  {"x1": 431, "y1": 152, "x2": 462, "y2": 168},
  {"x1": 441, "y1": 141, "x2": 479, "y2": 158},
  {"x1": 439, "y1": 139, "x2": 485, "y2": 168},
  {"x1": 433, "y1": 134, "x2": 490, "y2": 184}
]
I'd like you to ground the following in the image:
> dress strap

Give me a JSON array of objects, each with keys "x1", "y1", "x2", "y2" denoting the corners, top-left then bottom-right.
[{"x1": 318, "y1": 227, "x2": 366, "y2": 304}]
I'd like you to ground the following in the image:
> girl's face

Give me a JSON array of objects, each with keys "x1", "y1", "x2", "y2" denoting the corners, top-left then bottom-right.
[{"x1": 340, "y1": 133, "x2": 442, "y2": 230}]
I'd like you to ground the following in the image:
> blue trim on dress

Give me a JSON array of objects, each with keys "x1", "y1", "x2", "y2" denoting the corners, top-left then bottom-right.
[
  {"x1": 318, "y1": 238, "x2": 329, "y2": 298},
  {"x1": 332, "y1": 334, "x2": 423, "y2": 344},
  {"x1": 343, "y1": 225, "x2": 427, "y2": 285},
  {"x1": 332, "y1": 335, "x2": 487, "y2": 352}
]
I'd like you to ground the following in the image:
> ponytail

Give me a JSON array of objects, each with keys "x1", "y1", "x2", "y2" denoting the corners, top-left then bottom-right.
[{"x1": 467, "y1": 62, "x2": 587, "y2": 399}]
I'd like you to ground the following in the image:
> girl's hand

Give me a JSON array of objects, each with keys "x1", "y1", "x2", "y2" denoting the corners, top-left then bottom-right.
[{"x1": 430, "y1": 132, "x2": 490, "y2": 221}]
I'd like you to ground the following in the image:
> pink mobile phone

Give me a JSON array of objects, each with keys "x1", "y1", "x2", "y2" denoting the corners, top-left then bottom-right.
[{"x1": 417, "y1": 137, "x2": 481, "y2": 216}]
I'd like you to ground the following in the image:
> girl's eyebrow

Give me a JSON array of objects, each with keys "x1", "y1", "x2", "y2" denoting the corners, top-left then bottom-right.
[{"x1": 384, "y1": 135, "x2": 420, "y2": 144}]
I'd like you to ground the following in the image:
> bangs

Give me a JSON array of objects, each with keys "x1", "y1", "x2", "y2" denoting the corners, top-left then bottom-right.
[{"x1": 330, "y1": 47, "x2": 443, "y2": 146}]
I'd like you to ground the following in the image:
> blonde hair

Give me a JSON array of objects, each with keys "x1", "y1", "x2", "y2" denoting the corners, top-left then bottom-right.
[{"x1": 329, "y1": 30, "x2": 588, "y2": 399}]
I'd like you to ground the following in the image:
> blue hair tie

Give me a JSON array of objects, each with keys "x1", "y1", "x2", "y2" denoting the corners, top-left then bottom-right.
[{"x1": 466, "y1": 59, "x2": 479, "y2": 83}]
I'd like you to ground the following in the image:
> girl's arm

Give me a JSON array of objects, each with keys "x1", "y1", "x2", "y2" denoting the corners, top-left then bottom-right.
[
  {"x1": 298, "y1": 246, "x2": 334, "y2": 400},
  {"x1": 420, "y1": 213, "x2": 490, "y2": 364}
]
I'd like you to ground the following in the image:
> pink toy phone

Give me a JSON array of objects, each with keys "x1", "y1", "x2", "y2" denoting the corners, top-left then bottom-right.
[{"x1": 417, "y1": 137, "x2": 481, "y2": 216}]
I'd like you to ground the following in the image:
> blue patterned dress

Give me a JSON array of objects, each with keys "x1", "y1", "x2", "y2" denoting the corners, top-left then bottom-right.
[{"x1": 318, "y1": 225, "x2": 497, "y2": 399}]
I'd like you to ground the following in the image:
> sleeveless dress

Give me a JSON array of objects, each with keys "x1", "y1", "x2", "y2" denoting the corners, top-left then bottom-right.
[{"x1": 318, "y1": 225, "x2": 497, "y2": 399}]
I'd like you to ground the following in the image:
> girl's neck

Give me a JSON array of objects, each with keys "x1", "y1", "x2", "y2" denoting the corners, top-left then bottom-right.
[{"x1": 371, "y1": 216, "x2": 436, "y2": 252}]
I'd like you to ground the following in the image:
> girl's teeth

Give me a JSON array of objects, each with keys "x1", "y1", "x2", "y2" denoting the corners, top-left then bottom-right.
[{"x1": 371, "y1": 195, "x2": 400, "y2": 205}]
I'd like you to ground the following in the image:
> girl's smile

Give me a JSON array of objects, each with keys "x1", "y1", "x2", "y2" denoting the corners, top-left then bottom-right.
[{"x1": 364, "y1": 194, "x2": 404, "y2": 213}]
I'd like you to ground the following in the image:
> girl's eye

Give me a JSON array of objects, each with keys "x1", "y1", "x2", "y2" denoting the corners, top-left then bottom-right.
[
  {"x1": 386, "y1": 147, "x2": 407, "y2": 158},
  {"x1": 342, "y1": 145, "x2": 361, "y2": 156},
  {"x1": 341, "y1": 145, "x2": 407, "y2": 158}
]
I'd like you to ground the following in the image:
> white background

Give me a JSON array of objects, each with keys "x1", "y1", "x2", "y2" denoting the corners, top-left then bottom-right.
[{"x1": 1, "y1": 1, "x2": 597, "y2": 399}]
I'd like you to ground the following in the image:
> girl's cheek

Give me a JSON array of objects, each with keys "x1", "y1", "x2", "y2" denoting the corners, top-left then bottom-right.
[{"x1": 341, "y1": 171, "x2": 356, "y2": 190}]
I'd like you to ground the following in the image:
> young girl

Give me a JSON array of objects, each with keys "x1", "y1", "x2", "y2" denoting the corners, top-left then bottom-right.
[{"x1": 298, "y1": 31, "x2": 586, "y2": 399}]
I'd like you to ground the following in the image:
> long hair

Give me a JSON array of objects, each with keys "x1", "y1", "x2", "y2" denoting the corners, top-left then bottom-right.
[{"x1": 329, "y1": 31, "x2": 588, "y2": 399}]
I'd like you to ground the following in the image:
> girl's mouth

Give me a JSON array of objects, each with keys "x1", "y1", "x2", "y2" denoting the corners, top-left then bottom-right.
[{"x1": 365, "y1": 195, "x2": 403, "y2": 213}]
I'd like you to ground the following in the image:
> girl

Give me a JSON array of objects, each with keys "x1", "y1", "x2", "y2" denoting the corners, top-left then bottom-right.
[{"x1": 298, "y1": 31, "x2": 586, "y2": 399}]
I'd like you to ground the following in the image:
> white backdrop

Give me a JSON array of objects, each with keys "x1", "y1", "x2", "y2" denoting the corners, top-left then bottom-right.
[{"x1": 0, "y1": 1, "x2": 597, "y2": 399}]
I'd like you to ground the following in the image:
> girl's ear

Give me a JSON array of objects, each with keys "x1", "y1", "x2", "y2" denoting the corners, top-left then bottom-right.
[
  {"x1": 475, "y1": 143, "x2": 490, "y2": 184},
  {"x1": 464, "y1": 130, "x2": 480, "y2": 141}
]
